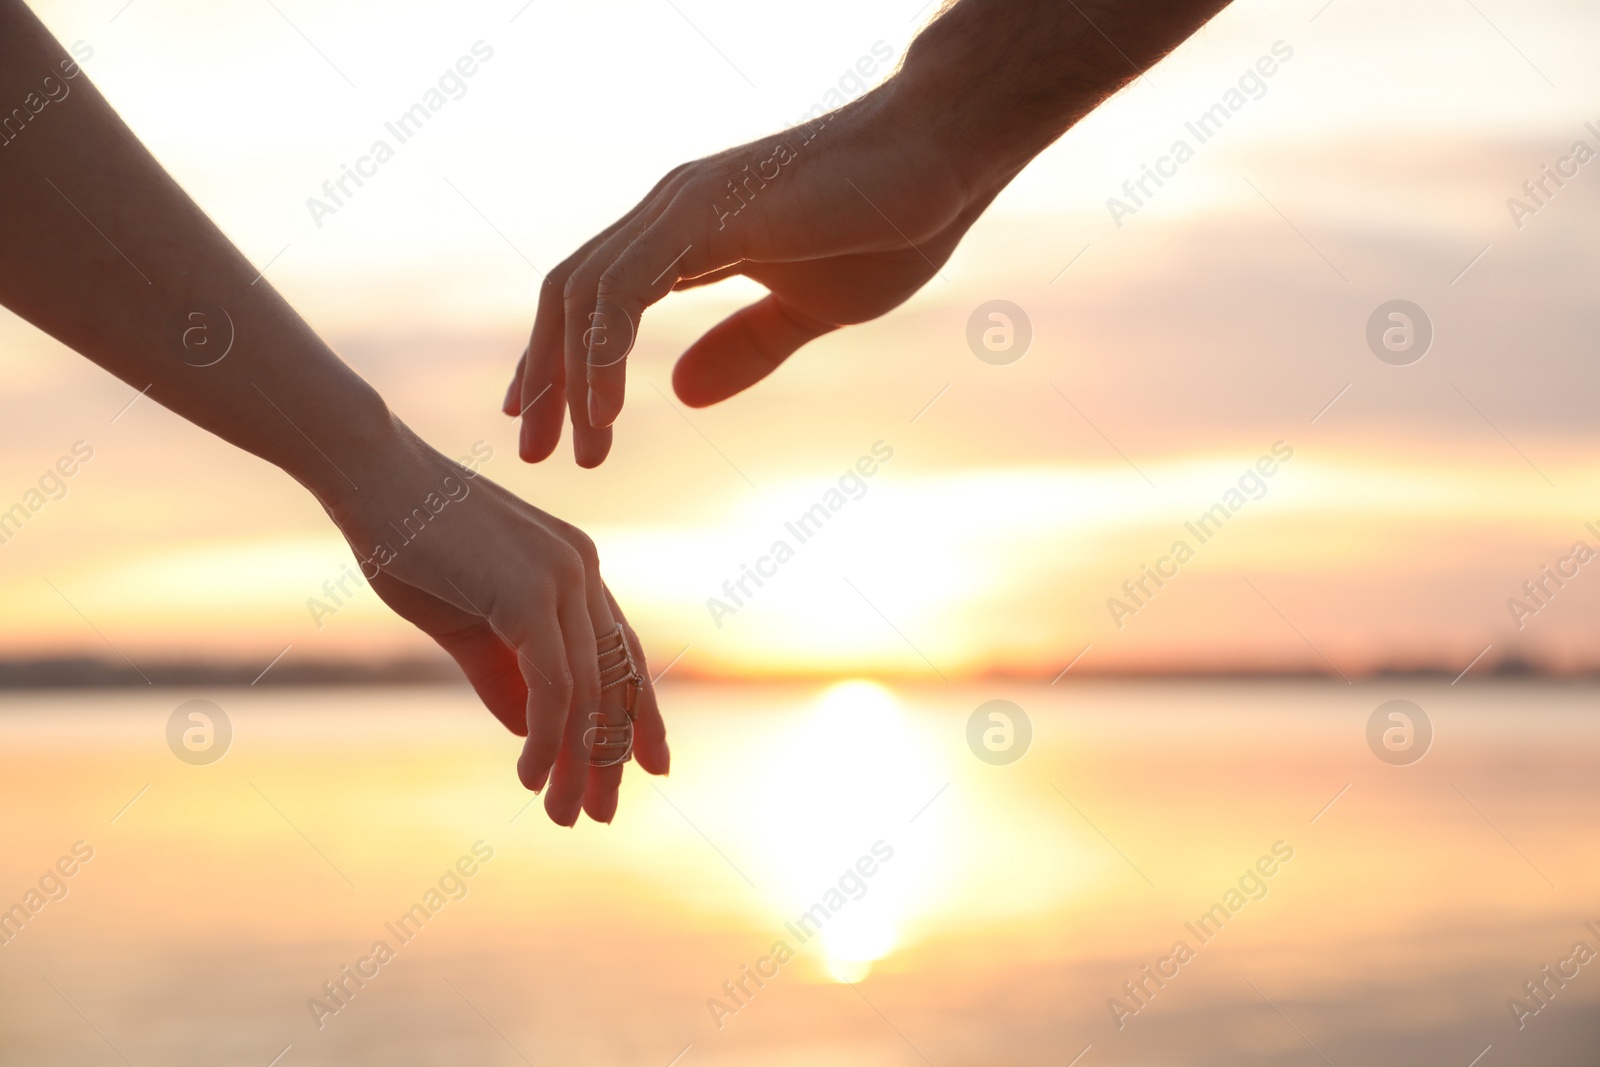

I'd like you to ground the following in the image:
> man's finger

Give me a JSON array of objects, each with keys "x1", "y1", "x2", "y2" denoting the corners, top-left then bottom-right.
[
  {"x1": 558, "y1": 221, "x2": 650, "y2": 467},
  {"x1": 523, "y1": 173, "x2": 689, "y2": 466},
  {"x1": 586, "y1": 211, "x2": 738, "y2": 429},
  {"x1": 672, "y1": 262, "x2": 745, "y2": 292},
  {"x1": 563, "y1": 330, "x2": 613, "y2": 468},
  {"x1": 519, "y1": 276, "x2": 569, "y2": 462},
  {"x1": 559, "y1": 225, "x2": 656, "y2": 468},
  {"x1": 502, "y1": 347, "x2": 526, "y2": 417},
  {"x1": 672, "y1": 293, "x2": 834, "y2": 408},
  {"x1": 521, "y1": 224, "x2": 650, "y2": 462}
]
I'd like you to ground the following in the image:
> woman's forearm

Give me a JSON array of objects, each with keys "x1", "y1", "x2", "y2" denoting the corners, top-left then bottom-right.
[
  {"x1": 0, "y1": 0, "x2": 394, "y2": 511},
  {"x1": 0, "y1": 0, "x2": 667, "y2": 826}
]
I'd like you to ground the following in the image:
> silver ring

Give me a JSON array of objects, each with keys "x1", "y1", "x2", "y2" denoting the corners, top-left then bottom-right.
[{"x1": 587, "y1": 624, "x2": 642, "y2": 767}]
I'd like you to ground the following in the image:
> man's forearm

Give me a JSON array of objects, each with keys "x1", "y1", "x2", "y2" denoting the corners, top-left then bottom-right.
[
  {"x1": 894, "y1": 0, "x2": 1234, "y2": 192},
  {"x1": 0, "y1": 0, "x2": 394, "y2": 511}
]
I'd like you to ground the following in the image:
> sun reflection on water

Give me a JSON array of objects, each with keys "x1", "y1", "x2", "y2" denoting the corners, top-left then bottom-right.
[{"x1": 734, "y1": 680, "x2": 944, "y2": 982}]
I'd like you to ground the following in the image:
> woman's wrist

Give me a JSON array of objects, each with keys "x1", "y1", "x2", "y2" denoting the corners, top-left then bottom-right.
[
  {"x1": 309, "y1": 408, "x2": 499, "y2": 567},
  {"x1": 285, "y1": 383, "x2": 413, "y2": 518}
]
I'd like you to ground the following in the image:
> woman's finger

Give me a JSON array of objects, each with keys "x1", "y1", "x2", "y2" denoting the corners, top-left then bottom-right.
[
  {"x1": 511, "y1": 602, "x2": 582, "y2": 793},
  {"x1": 541, "y1": 581, "x2": 607, "y2": 826},
  {"x1": 364, "y1": 569, "x2": 530, "y2": 736},
  {"x1": 579, "y1": 692, "x2": 629, "y2": 824},
  {"x1": 603, "y1": 585, "x2": 668, "y2": 776}
]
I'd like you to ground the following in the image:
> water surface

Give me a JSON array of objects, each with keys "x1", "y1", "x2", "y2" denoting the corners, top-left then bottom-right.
[{"x1": 1, "y1": 680, "x2": 1595, "y2": 1064}]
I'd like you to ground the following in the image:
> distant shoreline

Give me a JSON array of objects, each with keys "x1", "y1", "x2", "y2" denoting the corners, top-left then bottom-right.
[
  {"x1": 0, "y1": 655, "x2": 462, "y2": 690},
  {"x1": 0, "y1": 654, "x2": 1590, "y2": 689}
]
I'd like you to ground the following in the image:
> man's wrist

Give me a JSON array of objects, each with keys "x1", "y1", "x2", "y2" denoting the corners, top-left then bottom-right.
[
  {"x1": 889, "y1": 0, "x2": 1233, "y2": 196},
  {"x1": 884, "y1": 21, "x2": 1076, "y2": 200}
]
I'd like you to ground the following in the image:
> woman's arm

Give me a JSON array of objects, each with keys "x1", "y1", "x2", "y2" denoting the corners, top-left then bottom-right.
[{"x1": 0, "y1": 0, "x2": 666, "y2": 825}]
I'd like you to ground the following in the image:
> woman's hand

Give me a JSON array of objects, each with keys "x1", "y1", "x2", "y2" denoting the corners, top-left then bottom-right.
[
  {"x1": 0, "y1": 9, "x2": 669, "y2": 825},
  {"x1": 325, "y1": 420, "x2": 668, "y2": 826}
]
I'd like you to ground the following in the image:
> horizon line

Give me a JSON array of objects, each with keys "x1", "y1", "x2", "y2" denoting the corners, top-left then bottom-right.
[{"x1": 0, "y1": 652, "x2": 1589, "y2": 689}]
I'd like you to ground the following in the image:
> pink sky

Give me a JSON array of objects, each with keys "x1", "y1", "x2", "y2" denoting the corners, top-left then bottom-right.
[{"x1": 2, "y1": 0, "x2": 1598, "y2": 678}]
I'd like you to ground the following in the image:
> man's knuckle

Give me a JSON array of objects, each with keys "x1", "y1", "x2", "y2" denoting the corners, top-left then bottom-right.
[
  {"x1": 658, "y1": 161, "x2": 701, "y2": 195},
  {"x1": 561, "y1": 269, "x2": 592, "y2": 305},
  {"x1": 595, "y1": 263, "x2": 628, "y2": 299},
  {"x1": 544, "y1": 254, "x2": 582, "y2": 292}
]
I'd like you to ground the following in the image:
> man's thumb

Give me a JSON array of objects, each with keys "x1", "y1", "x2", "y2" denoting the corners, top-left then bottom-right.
[{"x1": 672, "y1": 294, "x2": 833, "y2": 408}]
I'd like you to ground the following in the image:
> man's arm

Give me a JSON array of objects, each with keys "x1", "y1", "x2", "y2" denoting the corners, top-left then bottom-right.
[
  {"x1": 0, "y1": 0, "x2": 667, "y2": 825},
  {"x1": 900, "y1": 0, "x2": 1232, "y2": 189},
  {"x1": 506, "y1": 0, "x2": 1233, "y2": 466}
]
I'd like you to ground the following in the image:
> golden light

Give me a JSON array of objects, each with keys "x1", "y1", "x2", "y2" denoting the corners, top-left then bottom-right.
[{"x1": 730, "y1": 680, "x2": 940, "y2": 982}]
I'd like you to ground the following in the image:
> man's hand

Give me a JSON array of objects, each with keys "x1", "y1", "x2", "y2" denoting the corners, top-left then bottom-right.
[
  {"x1": 504, "y1": 87, "x2": 981, "y2": 467},
  {"x1": 505, "y1": 0, "x2": 1235, "y2": 467}
]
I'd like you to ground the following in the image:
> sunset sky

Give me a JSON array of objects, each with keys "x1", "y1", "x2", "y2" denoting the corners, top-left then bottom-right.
[{"x1": 3, "y1": 0, "x2": 1600, "y2": 679}]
